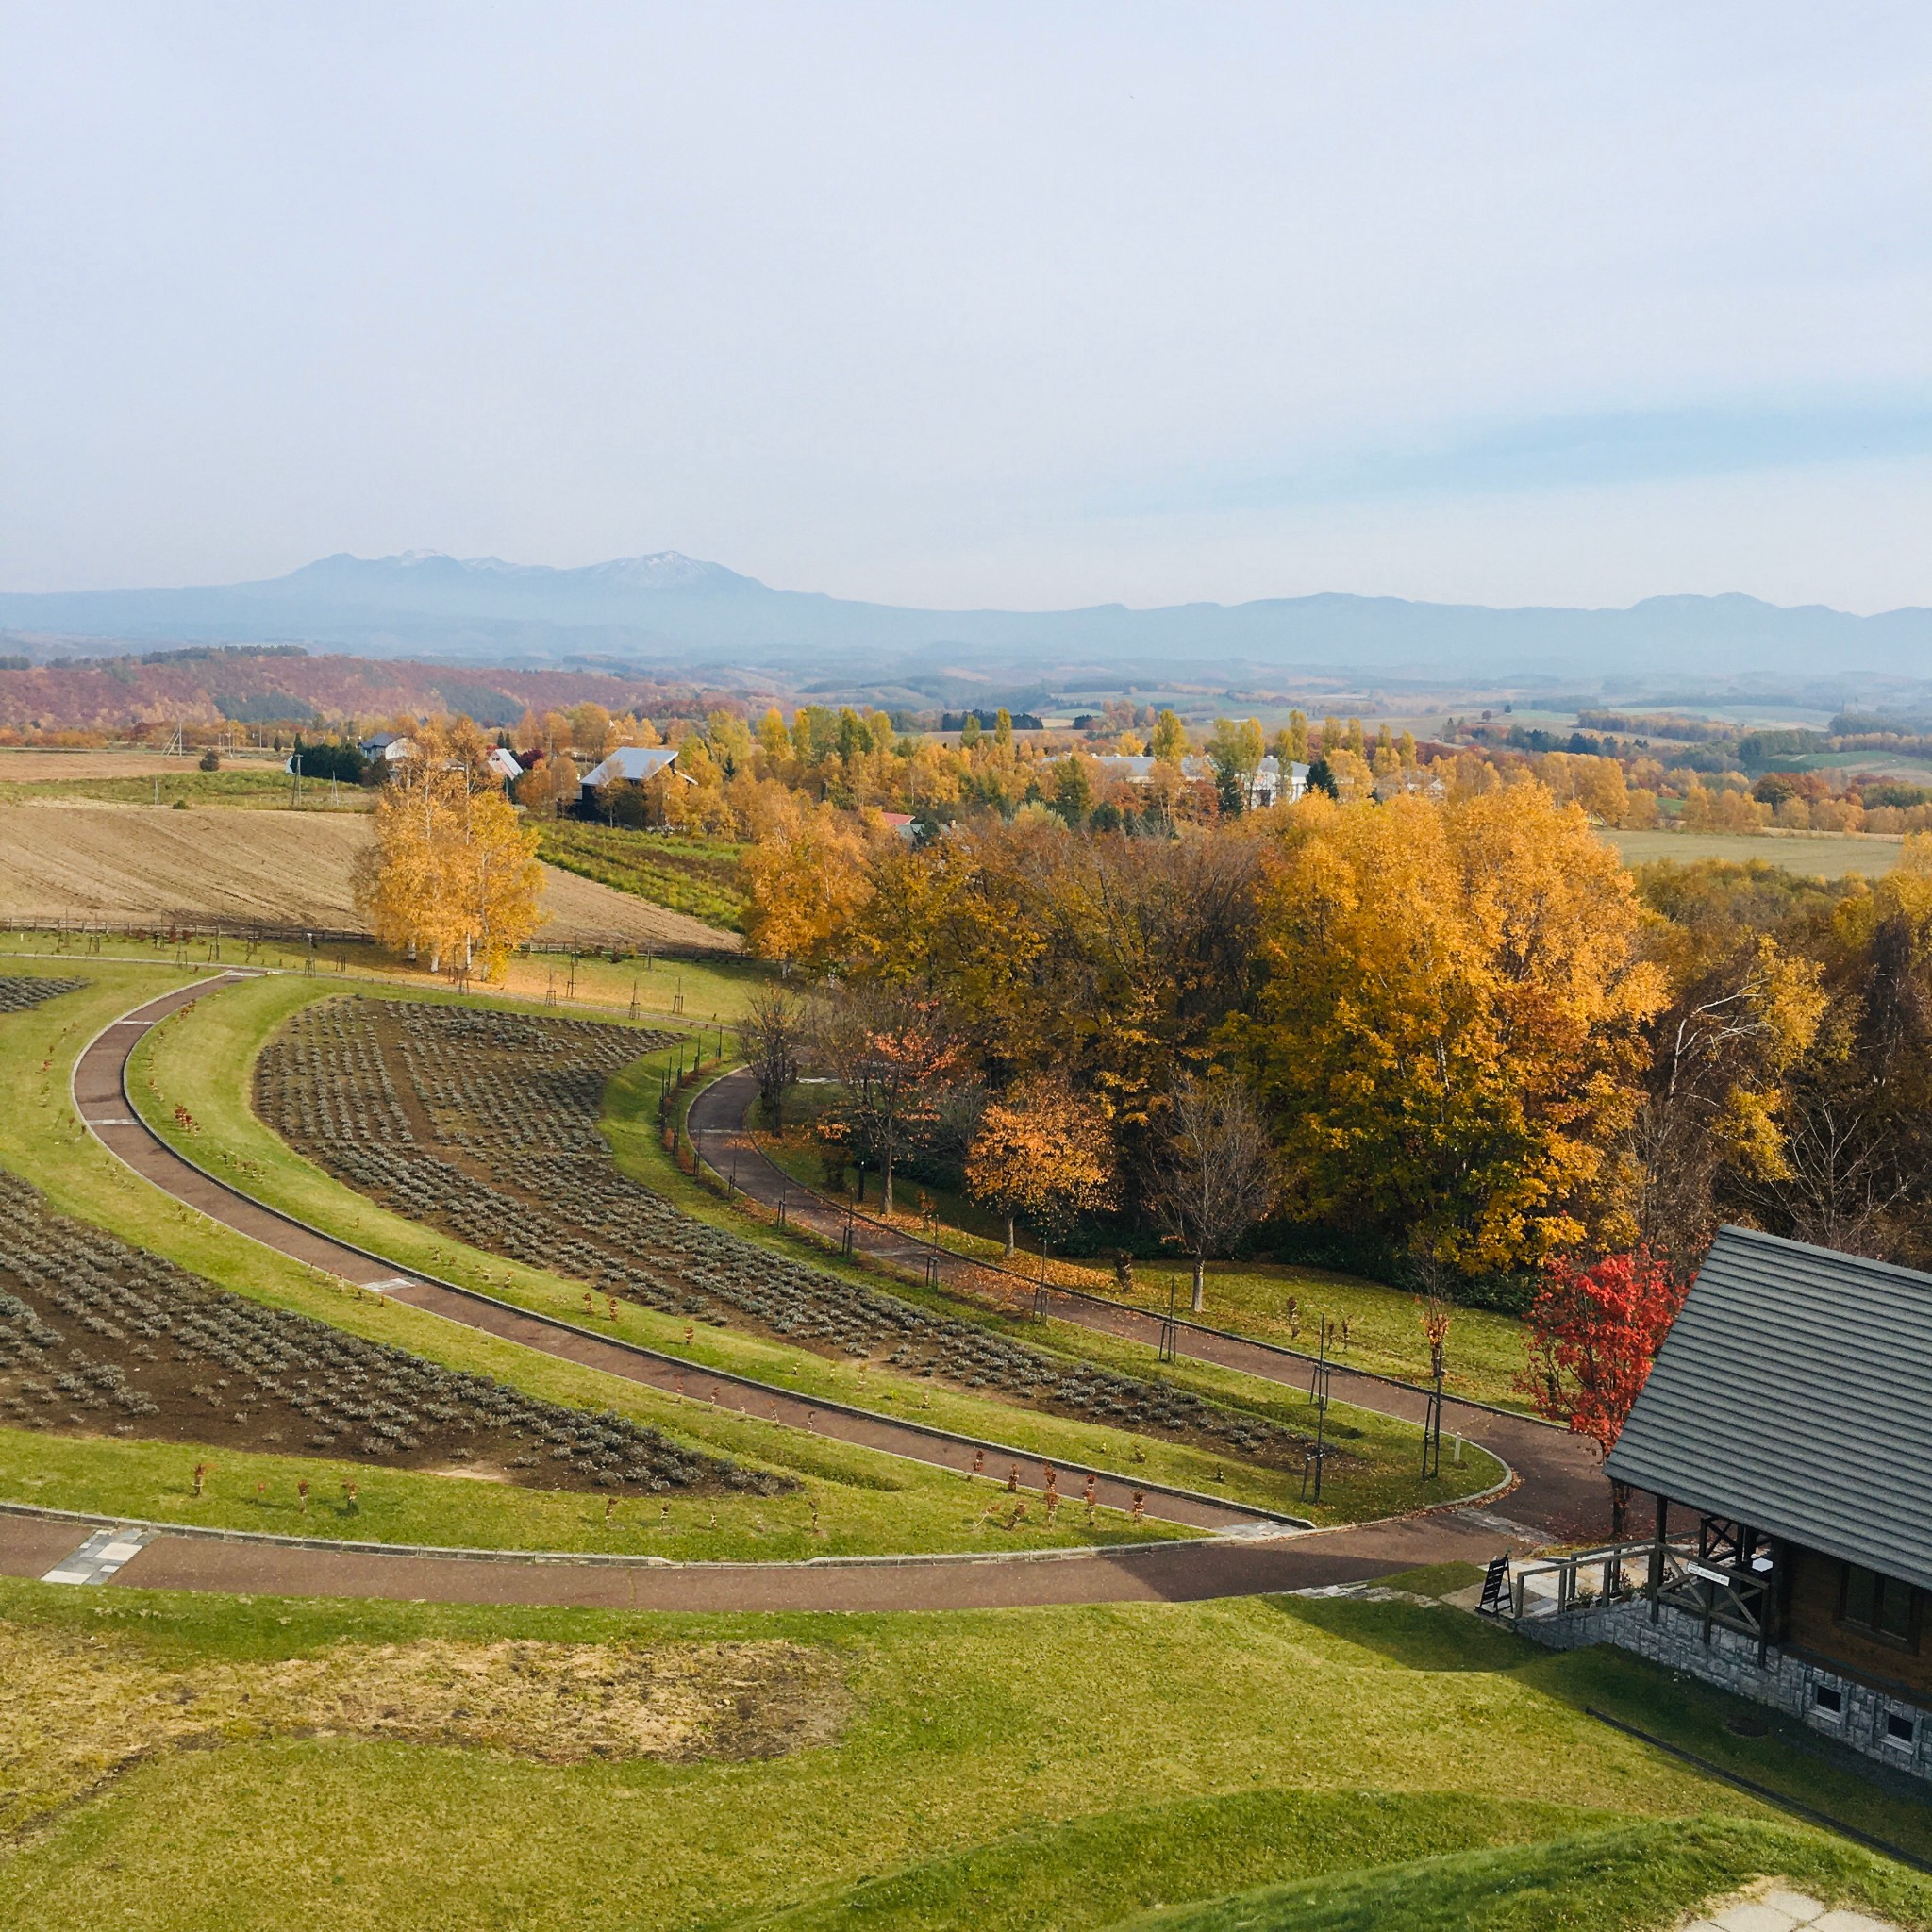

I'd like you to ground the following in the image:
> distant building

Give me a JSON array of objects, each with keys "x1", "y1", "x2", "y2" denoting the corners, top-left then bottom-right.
[
  {"x1": 358, "y1": 732, "x2": 414, "y2": 764},
  {"x1": 579, "y1": 745, "x2": 683, "y2": 793},
  {"x1": 485, "y1": 746, "x2": 524, "y2": 783},
  {"x1": 1503, "y1": 1226, "x2": 1932, "y2": 1782},
  {"x1": 1250, "y1": 755, "x2": 1308, "y2": 808},
  {"x1": 1091, "y1": 752, "x2": 1306, "y2": 809}
]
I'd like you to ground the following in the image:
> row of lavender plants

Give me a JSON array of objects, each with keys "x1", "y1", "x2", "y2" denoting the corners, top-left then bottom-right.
[{"x1": 258, "y1": 999, "x2": 1314, "y2": 1465}]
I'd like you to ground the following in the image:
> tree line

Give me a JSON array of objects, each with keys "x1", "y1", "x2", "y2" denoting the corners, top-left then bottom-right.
[{"x1": 737, "y1": 777, "x2": 1932, "y2": 1305}]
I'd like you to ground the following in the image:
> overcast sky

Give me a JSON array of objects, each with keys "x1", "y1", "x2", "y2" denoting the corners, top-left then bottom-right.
[{"x1": 5, "y1": 3, "x2": 1930, "y2": 612}]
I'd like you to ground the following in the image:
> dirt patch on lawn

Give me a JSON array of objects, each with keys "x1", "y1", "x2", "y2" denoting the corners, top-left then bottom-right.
[{"x1": 0, "y1": 1623, "x2": 847, "y2": 1838}]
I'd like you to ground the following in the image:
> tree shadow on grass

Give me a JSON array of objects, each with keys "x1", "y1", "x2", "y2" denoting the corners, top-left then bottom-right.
[{"x1": 1258, "y1": 1594, "x2": 1533, "y2": 1674}]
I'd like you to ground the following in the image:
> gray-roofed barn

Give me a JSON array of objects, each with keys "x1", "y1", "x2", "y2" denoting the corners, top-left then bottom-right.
[
  {"x1": 1607, "y1": 1224, "x2": 1932, "y2": 1596},
  {"x1": 1497, "y1": 1224, "x2": 1932, "y2": 1777}
]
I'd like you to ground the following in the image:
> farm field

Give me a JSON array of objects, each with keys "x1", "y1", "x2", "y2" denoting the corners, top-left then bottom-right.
[
  {"x1": 1, "y1": 1575, "x2": 1929, "y2": 1932},
  {"x1": 127, "y1": 968, "x2": 1496, "y2": 1523},
  {"x1": 536, "y1": 820, "x2": 747, "y2": 930},
  {"x1": 0, "y1": 965, "x2": 1175, "y2": 1558},
  {"x1": 1606, "y1": 825, "x2": 1906, "y2": 878},
  {"x1": 0, "y1": 760, "x2": 328, "y2": 812},
  {"x1": 0, "y1": 803, "x2": 741, "y2": 953},
  {"x1": 0, "y1": 745, "x2": 294, "y2": 782}
]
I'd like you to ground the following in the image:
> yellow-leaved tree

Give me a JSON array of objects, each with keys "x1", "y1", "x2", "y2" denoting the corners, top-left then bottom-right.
[
  {"x1": 1241, "y1": 782, "x2": 1664, "y2": 1277},
  {"x1": 740, "y1": 799, "x2": 874, "y2": 974},
  {"x1": 357, "y1": 717, "x2": 544, "y2": 980}
]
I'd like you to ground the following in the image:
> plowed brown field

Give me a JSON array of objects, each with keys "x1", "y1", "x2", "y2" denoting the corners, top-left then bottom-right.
[{"x1": 0, "y1": 804, "x2": 740, "y2": 953}]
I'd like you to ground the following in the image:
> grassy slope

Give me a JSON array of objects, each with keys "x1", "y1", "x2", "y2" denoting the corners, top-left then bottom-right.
[
  {"x1": 1, "y1": 1582, "x2": 1928, "y2": 1932},
  {"x1": 646, "y1": 1063, "x2": 1504, "y2": 1521},
  {"x1": 0, "y1": 964, "x2": 1173, "y2": 1558},
  {"x1": 125, "y1": 968, "x2": 1499, "y2": 1523},
  {"x1": 0, "y1": 922, "x2": 769, "y2": 1021},
  {"x1": 759, "y1": 1096, "x2": 1536, "y2": 1412},
  {"x1": 1121, "y1": 1818, "x2": 1930, "y2": 1932}
]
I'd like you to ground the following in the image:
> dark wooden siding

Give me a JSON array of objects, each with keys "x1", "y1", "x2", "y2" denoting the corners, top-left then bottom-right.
[{"x1": 1783, "y1": 1542, "x2": 1932, "y2": 1700}]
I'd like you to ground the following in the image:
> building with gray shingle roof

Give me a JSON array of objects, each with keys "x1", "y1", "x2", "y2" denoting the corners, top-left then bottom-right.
[
  {"x1": 1510, "y1": 1225, "x2": 1932, "y2": 1777},
  {"x1": 1607, "y1": 1224, "x2": 1932, "y2": 1596}
]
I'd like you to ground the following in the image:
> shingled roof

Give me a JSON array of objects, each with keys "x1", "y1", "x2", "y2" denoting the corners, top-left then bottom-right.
[
  {"x1": 1606, "y1": 1225, "x2": 1932, "y2": 1592},
  {"x1": 581, "y1": 746, "x2": 679, "y2": 787}
]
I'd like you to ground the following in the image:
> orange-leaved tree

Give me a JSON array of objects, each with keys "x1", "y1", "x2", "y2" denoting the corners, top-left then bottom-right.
[
  {"x1": 1519, "y1": 1246, "x2": 1688, "y2": 1536},
  {"x1": 812, "y1": 986, "x2": 961, "y2": 1216},
  {"x1": 965, "y1": 1071, "x2": 1118, "y2": 1256}
]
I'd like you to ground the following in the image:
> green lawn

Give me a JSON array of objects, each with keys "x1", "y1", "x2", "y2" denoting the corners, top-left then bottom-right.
[
  {"x1": 1125, "y1": 1818, "x2": 1928, "y2": 1932},
  {"x1": 757, "y1": 1091, "x2": 1537, "y2": 1413},
  {"x1": 0, "y1": 923, "x2": 767, "y2": 1025},
  {"x1": 0, "y1": 1578, "x2": 1927, "y2": 1932},
  {"x1": 0, "y1": 964, "x2": 1174, "y2": 1558},
  {"x1": 128, "y1": 970, "x2": 1498, "y2": 1524}
]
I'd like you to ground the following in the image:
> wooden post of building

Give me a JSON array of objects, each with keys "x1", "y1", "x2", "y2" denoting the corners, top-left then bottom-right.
[{"x1": 1650, "y1": 1494, "x2": 1668, "y2": 1624}]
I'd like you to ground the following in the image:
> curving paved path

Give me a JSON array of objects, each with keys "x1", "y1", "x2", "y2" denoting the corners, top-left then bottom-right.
[
  {"x1": 26, "y1": 974, "x2": 1538, "y2": 1612},
  {"x1": 0, "y1": 1504, "x2": 1507, "y2": 1612},
  {"x1": 689, "y1": 1068, "x2": 1613, "y2": 1543}
]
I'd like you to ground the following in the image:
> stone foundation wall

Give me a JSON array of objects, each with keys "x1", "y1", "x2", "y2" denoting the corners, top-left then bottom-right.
[{"x1": 1512, "y1": 1597, "x2": 1931, "y2": 1782}]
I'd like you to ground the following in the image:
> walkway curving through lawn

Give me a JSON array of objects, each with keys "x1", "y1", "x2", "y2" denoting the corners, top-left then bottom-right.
[
  {"x1": 70, "y1": 976, "x2": 1289, "y2": 1536},
  {"x1": 0, "y1": 1499, "x2": 1506, "y2": 1612},
  {"x1": 27, "y1": 974, "x2": 1543, "y2": 1613},
  {"x1": 688, "y1": 1069, "x2": 1612, "y2": 1542}
]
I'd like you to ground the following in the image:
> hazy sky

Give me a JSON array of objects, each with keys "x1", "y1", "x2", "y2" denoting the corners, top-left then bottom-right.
[{"x1": 5, "y1": 4, "x2": 1930, "y2": 611}]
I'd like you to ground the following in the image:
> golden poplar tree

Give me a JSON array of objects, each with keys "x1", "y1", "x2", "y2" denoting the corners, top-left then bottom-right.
[
  {"x1": 1241, "y1": 782, "x2": 1663, "y2": 1274},
  {"x1": 358, "y1": 718, "x2": 544, "y2": 979},
  {"x1": 740, "y1": 799, "x2": 874, "y2": 972}
]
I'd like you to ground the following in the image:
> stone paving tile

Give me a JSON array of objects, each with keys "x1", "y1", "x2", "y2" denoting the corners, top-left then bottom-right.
[
  {"x1": 39, "y1": 1526, "x2": 153, "y2": 1587},
  {"x1": 1709, "y1": 1904, "x2": 1816, "y2": 1932},
  {"x1": 1683, "y1": 1888, "x2": 1904, "y2": 1932}
]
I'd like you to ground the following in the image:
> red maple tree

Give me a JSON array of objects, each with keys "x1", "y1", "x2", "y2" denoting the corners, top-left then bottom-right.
[{"x1": 1519, "y1": 1247, "x2": 1688, "y2": 1536}]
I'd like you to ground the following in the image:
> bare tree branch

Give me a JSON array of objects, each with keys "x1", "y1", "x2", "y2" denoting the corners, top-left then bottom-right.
[{"x1": 1143, "y1": 1073, "x2": 1279, "y2": 1311}]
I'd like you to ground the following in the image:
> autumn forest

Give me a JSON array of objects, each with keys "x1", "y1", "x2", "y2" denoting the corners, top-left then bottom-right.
[{"x1": 741, "y1": 775, "x2": 1932, "y2": 1311}]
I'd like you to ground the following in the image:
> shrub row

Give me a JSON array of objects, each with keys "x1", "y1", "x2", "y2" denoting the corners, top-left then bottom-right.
[{"x1": 0, "y1": 1171, "x2": 782, "y2": 1493}]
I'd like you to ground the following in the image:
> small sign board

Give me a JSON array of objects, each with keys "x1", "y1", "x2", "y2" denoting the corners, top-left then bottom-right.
[{"x1": 1477, "y1": 1554, "x2": 1512, "y2": 1616}]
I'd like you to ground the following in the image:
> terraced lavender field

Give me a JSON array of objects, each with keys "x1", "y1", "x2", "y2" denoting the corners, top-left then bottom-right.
[{"x1": 257, "y1": 998, "x2": 1326, "y2": 1472}]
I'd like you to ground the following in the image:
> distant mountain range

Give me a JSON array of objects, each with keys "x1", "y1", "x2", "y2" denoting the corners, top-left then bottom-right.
[{"x1": 5, "y1": 549, "x2": 1932, "y2": 685}]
